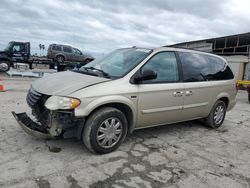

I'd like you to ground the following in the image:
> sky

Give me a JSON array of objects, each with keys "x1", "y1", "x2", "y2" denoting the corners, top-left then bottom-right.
[{"x1": 0, "y1": 0, "x2": 250, "y2": 55}]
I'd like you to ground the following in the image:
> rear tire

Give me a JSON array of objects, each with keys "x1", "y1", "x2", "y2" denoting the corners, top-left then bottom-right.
[
  {"x1": 0, "y1": 61, "x2": 11, "y2": 72},
  {"x1": 63, "y1": 66, "x2": 72, "y2": 71},
  {"x1": 248, "y1": 94, "x2": 250, "y2": 103},
  {"x1": 82, "y1": 107, "x2": 128, "y2": 154},
  {"x1": 56, "y1": 55, "x2": 65, "y2": 63},
  {"x1": 205, "y1": 100, "x2": 226, "y2": 128}
]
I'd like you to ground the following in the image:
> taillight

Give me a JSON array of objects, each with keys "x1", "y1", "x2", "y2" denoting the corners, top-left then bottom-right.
[{"x1": 236, "y1": 83, "x2": 240, "y2": 91}]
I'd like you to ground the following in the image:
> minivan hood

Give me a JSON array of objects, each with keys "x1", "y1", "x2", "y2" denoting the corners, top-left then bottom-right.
[{"x1": 32, "y1": 71, "x2": 110, "y2": 96}]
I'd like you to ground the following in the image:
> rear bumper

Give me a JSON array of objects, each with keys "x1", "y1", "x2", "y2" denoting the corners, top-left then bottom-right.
[{"x1": 12, "y1": 112, "x2": 54, "y2": 139}]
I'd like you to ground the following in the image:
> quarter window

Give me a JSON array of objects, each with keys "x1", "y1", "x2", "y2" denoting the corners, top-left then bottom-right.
[
  {"x1": 206, "y1": 56, "x2": 234, "y2": 80},
  {"x1": 142, "y1": 52, "x2": 179, "y2": 83}
]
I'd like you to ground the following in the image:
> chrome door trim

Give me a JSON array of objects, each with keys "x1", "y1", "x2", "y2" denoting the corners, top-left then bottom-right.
[
  {"x1": 183, "y1": 102, "x2": 208, "y2": 109},
  {"x1": 141, "y1": 105, "x2": 183, "y2": 114}
]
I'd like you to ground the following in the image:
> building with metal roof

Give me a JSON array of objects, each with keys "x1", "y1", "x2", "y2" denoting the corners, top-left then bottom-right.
[{"x1": 166, "y1": 32, "x2": 250, "y2": 80}]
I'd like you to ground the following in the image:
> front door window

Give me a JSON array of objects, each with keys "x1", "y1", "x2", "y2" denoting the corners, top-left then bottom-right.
[{"x1": 141, "y1": 52, "x2": 179, "y2": 83}]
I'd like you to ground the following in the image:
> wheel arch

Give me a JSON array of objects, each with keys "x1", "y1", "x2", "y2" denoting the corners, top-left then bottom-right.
[
  {"x1": 0, "y1": 57, "x2": 13, "y2": 66},
  {"x1": 83, "y1": 58, "x2": 93, "y2": 64},
  {"x1": 218, "y1": 97, "x2": 229, "y2": 108},
  {"x1": 215, "y1": 92, "x2": 230, "y2": 108},
  {"x1": 76, "y1": 96, "x2": 137, "y2": 134},
  {"x1": 55, "y1": 54, "x2": 66, "y2": 60},
  {"x1": 207, "y1": 93, "x2": 230, "y2": 116}
]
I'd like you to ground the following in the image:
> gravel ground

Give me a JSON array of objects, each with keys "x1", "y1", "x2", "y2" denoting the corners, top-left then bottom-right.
[{"x1": 0, "y1": 76, "x2": 250, "y2": 188}]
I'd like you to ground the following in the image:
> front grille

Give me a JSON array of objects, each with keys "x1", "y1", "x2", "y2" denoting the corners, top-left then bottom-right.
[{"x1": 26, "y1": 87, "x2": 42, "y2": 108}]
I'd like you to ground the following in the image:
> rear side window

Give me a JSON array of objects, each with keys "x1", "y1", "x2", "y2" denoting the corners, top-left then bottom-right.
[
  {"x1": 63, "y1": 46, "x2": 72, "y2": 53},
  {"x1": 52, "y1": 45, "x2": 62, "y2": 51},
  {"x1": 178, "y1": 52, "x2": 234, "y2": 82}
]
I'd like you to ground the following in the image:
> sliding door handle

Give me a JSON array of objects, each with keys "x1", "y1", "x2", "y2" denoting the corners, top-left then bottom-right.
[
  {"x1": 186, "y1": 91, "x2": 193, "y2": 96},
  {"x1": 173, "y1": 91, "x2": 183, "y2": 97}
]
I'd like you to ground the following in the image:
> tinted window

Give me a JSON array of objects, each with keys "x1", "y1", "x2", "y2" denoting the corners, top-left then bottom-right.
[
  {"x1": 142, "y1": 52, "x2": 179, "y2": 83},
  {"x1": 179, "y1": 52, "x2": 234, "y2": 82},
  {"x1": 206, "y1": 56, "x2": 234, "y2": 80},
  {"x1": 63, "y1": 46, "x2": 72, "y2": 53},
  {"x1": 52, "y1": 45, "x2": 62, "y2": 51}
]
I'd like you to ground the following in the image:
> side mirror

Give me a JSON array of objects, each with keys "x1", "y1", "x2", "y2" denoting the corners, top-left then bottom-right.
[{"x1": 131, "y1": 69, "x2": 157, "y2": 84}]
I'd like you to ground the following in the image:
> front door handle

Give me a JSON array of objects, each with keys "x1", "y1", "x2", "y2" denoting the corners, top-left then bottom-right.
[
  {"x1": 186, "y1": 91, "x2": 193, "y2": 96},
  {"x1": 173, "y1": 91, "x2": 183, "y2": 97}
]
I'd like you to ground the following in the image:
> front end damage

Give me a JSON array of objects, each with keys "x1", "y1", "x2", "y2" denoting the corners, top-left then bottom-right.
[
  {"x1": 12, "y1": 112, "x2": 54, "y2": 139},
  {"x1": 12, "y1": 87, "x2": 84, "y2": 139}
]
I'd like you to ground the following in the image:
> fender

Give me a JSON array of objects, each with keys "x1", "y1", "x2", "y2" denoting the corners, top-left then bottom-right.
[
  {"x1": 75, "y1": 95, "x2": 137, "y2": 129},
  {"x1": 209, "y1": 92, "x2": 230, "y2": 112},
  {"x1": 215, "y1": 92, "x2": 230, "y2": 101},
  {"x1": 0, "y1": 57, "x2": 13, "y2": 67}
]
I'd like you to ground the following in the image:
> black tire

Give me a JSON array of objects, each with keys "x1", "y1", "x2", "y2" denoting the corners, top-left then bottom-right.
[
  {"x1": 82, "y1": 107, "x2": 128, "y2": 154},
  {"x1": 248, "y1": 94, "x2": 250, "y2": 103},
  {"x1": 0, "y1": 61, "x2": 11, "y2": 72},
  {"x1": 56, "y1": 55, "x2": 65, "y2": 63},
  {"x1": 49, "y1": 64, "x2": 55, "y2": 69},
  {"x1": 63, "y1": 66, "x2": 72, "y2": 71},
  {"x1": 205, "y1": 100, "x2": 226, "y2": 128},
  {"x1": 57, "y1": 64, "x2": 65, "y2": 72}
]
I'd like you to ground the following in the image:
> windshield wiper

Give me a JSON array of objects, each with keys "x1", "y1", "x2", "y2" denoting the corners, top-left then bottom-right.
[
  {"x1": 72, "y1": 69, "x2": 99, "y2": 77},
  {"x1": 83, "y1": 67, "x2": 111, "y2": 78}
]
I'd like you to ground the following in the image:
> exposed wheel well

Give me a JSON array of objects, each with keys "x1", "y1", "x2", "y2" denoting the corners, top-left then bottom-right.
[
  {"x1": 88, "y1": 103, "x2": 134, "y2": 134},
  {"x1": 0, "y1": 58, "x2": 12, "y2": 65},
  {"x1": 0, "y1": 59, "x2": 13, "y2": 71},
  {"x1": 218, "y1": 97, "x2": 229, "y2": 108},
  {"x1": 55, "y1": 55, "x2": 65, "y2": 60}
]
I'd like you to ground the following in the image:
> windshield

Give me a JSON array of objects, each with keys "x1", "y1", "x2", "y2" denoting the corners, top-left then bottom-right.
[
  {"x1": 81, "y1": 48, "x2": 152, "y2": 78},
  {"x1": 4, "y1": 42, "x2": 13, "y2": 51}
]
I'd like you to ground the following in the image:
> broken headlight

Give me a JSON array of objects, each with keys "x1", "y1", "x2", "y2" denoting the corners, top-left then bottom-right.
[{"x1": 45, "y1": 96, "x2": 81, "y2": 110}]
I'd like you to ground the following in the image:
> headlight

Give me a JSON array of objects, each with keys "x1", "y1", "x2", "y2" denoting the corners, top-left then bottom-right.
[{"x1": 45, "y1": 96, "x2": 81, "y2": 110}]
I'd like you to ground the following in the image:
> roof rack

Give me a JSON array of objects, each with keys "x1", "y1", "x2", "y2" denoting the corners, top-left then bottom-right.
[{"x1": 162, "y1": 45, "x2": 213, "y2": 53}]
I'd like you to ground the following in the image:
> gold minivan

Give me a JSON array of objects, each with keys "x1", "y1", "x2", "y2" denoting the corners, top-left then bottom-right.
[{"x1": 13, "y1": 47, "x2": 237, "y2": 154}]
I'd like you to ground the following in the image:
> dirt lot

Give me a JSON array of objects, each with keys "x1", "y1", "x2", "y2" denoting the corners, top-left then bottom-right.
[{"x1": 0, "y1": 76, "x2": 250, "y2": 188}]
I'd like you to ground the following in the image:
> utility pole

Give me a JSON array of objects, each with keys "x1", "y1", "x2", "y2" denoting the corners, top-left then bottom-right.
[{"x1": 39, "y1": 44, "x2": 42, "y2": 56}]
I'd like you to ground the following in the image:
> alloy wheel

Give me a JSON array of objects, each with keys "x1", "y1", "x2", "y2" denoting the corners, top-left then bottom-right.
[
  {"x1": 0, "y1": 62, "x2": 9, "y2": 72},
  {"x1": 96, "y1": 117, "x2": 123, "y2": 149},
  {"x1": 214, "y1": 105, "x2": 225, "y2": 124}
]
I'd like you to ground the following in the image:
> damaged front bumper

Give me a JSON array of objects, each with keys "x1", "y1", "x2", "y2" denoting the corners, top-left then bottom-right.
[
  {"x1": 12, "y1": 112, "x2": 55, "y2": 139},
  {"x1": 12, "y1": 111, "x2": 85, "y2": 140}
]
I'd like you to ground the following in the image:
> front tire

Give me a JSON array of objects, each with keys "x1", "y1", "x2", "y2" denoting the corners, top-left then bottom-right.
[
  {"x1": 82, "y1": 107, "x2": 128, "y2": 154},
  {"x1": 0, "y1": 61, "x2": 11, "y2": 72},
  {"x1": 205, "y1": 100, "x2": 226, "y2": 128}
]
